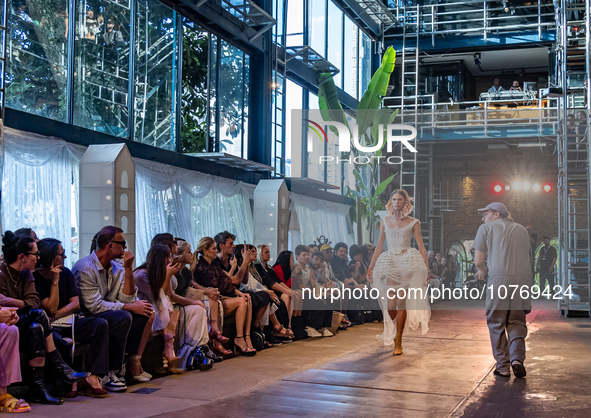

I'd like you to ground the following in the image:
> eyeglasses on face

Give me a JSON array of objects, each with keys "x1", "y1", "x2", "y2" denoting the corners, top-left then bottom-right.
[
  {"x1": 110, "y1": 240, "x2": 127, "y2": 247},
  {"x1": 26, "y1": 252, "x2": 40, "y2": 257}
]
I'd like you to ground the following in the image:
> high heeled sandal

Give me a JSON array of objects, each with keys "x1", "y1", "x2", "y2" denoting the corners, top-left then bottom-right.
[
  {"x1": 234, "y1": 336, "x2": 256, "y2": 357},
  {"x1": 209, "y1": 330, "x2": 229, "y2": 344},
  {"x1": 163, "y1": 334, "x2": 184, "y2": 374},
  {"x1": 393, "y1": 335, "x2": 403, "y2": 356},
  {"x1": 127, "y1": 354, "x2": 151, "y2": 382},
  {"x1": 211, "y1": 340, "x2": 232, "y2": 357}
]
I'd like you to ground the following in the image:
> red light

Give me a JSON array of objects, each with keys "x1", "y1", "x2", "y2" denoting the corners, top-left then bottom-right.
[
  {"x1": 492, "y1": 183, "x2": 503, "y2": 194},
  {"x1": 543, "y1": 183, "x2": 552, "y2": 193}
]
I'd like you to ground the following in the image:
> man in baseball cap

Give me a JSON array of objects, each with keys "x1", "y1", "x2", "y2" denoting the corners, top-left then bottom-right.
[{"x1": 472, "y1": 202, "x2": 533, "y2": 379}]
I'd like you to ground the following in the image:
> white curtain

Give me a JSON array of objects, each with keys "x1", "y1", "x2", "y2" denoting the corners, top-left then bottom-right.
[
  {"x1": 290, "y1": 192, "x2": 355, "y2": 248},
  {"x1": 135, "y1": 158, "x2": 254, "y2": 263},
  {"x1": 0, "y1": 126, "x2": 85, "y2": 265}
]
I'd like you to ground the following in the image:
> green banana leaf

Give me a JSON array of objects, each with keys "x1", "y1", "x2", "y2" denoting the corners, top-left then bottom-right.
[
  {"x1": 357, "y1": 47, "x2": 397, "y2": 140},
  {"x1": 318, "y1": 72, "x2": 350, "y2": 137},
  {"x1": 374, "y1": 174, "x2": 396, "y2": 197},
  {"x1": 370, "y1": 108, "x2": 400, "y2": 154}
]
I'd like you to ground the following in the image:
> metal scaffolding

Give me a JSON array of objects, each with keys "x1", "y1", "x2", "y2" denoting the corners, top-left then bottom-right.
[{"x1": 557, "y1": 0, "x2": 590, "y2": 316}]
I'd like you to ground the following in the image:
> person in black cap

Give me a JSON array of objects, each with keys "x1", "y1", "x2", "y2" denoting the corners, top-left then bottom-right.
[{"x1": 473, "y1": 202, "x2": 532, "y2": 378}]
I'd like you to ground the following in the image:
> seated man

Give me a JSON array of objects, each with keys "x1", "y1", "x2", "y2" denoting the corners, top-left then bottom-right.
[
  {"x1": 73, "y1": 226, "x2": 154, "y2": 392},
  {"x1": 488, "y1": 78, "x2": 504, "y2": 93},
  {"x1": 509, "y1": 80, "x2": 522, "y2": 91}
]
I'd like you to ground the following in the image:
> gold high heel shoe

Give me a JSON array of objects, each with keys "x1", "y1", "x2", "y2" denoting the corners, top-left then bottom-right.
[
  {"x1": 393, "y1": 335, "x2": 403, "y2": 356},
  {"x1": 163, "y1": 334, "x2": 184, "y2": 374}
]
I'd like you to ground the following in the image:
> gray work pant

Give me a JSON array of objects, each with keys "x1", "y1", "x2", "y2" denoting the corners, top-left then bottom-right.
[{"x1": 485, "y1": 275, "x2": 531, "y2": 373}]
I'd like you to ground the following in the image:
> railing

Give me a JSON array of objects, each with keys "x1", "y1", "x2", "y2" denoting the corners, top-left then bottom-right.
[
  {"x1": 384, "y1": 94, "x2": 560, "y2": 135},
  {"x1": 387, "y1": 0, "x2": 556, "y2": 42}
]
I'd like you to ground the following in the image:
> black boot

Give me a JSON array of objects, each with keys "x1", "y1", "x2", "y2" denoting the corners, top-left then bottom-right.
[
  {"x1": 46, "y1": 350, "x2": 89, "y2": 385},
  {"x1": 187, "y1": 346, "x2": 214, "y2": 371},
  {"x1": 292, "y1": 317, "x2": 308, "y2": 340},
  {"x1": 29, "y1": 367, "x2": 63, "y2": 405}
]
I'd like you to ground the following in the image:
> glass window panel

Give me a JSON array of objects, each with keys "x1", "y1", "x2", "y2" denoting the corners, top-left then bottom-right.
[
  {"x1": 6, "y1": 0, "x2": 69, "y2": 121},
  {"x1": 309, "y1": 0, "x2": 325, "y2": 56},
  {"x1": 209, "y1": 34, "x2": 217, "y2": 152},
  {"x1": 307, "y1": 91, "x2": 325, "y2": 182},
  {"x1": 343, "y1": 16, "x2": 357, "y2": 99},
  {"x1": 327, "y1": 1, "x2": 342, "y2": 88},
  {"x1": 285, "y1": 79, "x2": 302, "y2": 177},
  {"x1": 360, "y1": 31, "x2": 371, "y2": 96},
  {"x1": 134, "y1": 0, "x2": 177, "y2": 151},
  {"x1": 218, "y1": 38, "x2": 249, "y2": 158},
  {"x1": 181, "y1": 20, "x2": 209, "y2": 154},
  {"x1": 73, "y1": 0, "x2": 130, "y2": 137},
  {"x1": 286, "y1": 0, "x2": 303, "y2": 46}
]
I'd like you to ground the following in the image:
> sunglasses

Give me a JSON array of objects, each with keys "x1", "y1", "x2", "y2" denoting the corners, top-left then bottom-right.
[{"x1": 110, "y1": 240, "x2": 127, "y2": 247}]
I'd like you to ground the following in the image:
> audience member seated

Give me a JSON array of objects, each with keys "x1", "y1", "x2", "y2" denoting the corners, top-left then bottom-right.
[
  {"x1": 84, "y1": 9, "x2": 100, "y2": 41},
  {"x1": 174, "y1": 238, "x2": 228, "y2": 361},
  {"x1": 14, "y1": 228, "x2": 39, "y2": 242},
  {"x1": 34, "y1": 238, "x2": 108, "y2": 397},
  {"x1": 362, "y1": 243, "x2": 374, "y2": 268},
  {"x1": 441, "y1": 255, "x2": 457, "y2": 290},
  {"x1": 175, "y1": 238, "x2": 232, "y2": 362},
  {"x1": 488, "y1": 78, "x2": 504, "y2": 93},
  {"x1": 73, "y1": 226, "x2": 153, "y2": 392},
  {"x1": 1, "y1": 231, "x2": 88, "y2": 405},
  {"x1": 273, "y1": 250, "x2": 293, "y2": 288},
  {"x1": 348, "y1": 245, "x2": 368, "y2": 284},
  {"x1": 0, "y1": 306, "x2": 31, "y2": 413},
  {"x1": 509, "y1": 80, "x2": 522, "y2": 91},
  {"x1": 235, "y1": 245, "x2": 292, "y2": 347},
  {"x1": 308, "y1": 244, "x2": 319, "y2": 255},
  {"x1": 255, "y1": 244, "x2": 295, "y2": 330},
  {"x1": 293, "y1": 245, "x2": 333, "y2": 338},
  {"x1": 193, "y1": 237, "x2": 256, "y2": 356}
]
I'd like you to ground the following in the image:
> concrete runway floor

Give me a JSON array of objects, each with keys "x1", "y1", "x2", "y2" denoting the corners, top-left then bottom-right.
[{"x1": 23, "y1": 299, "x2": 591, "y2": 418}]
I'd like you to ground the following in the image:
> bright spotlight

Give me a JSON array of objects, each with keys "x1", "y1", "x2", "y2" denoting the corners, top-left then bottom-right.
[
  {"x1": 543, "y1": 183, "x2": 553, "y2": 193},
  {"x1": 523, "y1": 181, "x2": 531, "y2": 191},
  {"x1": 493, "y1": 184, "x2": 503, "y2": 193},
  {"x1": 513, "y1": 181, "x2": 522, "y2": 190},
  {"x1": 505, "y1": 185, "x2": 511, "y2": 191},
  {"x1": 532, "y1": 183, "x2": 541, "y2": 192}
]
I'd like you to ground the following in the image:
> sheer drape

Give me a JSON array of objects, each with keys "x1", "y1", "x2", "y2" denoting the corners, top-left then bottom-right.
[
  {"x1": 0, "y1": 126, "x2": 85, "y2": 265},
  {"x1": 135, "y1": 159, "x2": 254, "y2": 263},
  {"x1": 290, "y1": 193, "x2": 355, "y2": 248}
]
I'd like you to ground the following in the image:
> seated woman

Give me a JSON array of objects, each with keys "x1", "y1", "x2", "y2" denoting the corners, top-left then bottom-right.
[
  {"x1": 255, "y1": 245, "x2": 295, "y2": 331},
  {"x1": 135, "y1": 244, "x2": 212, "y2": 373},
  {"x1": 0, "y1": 231, "x2": 88, "y2": 405},
  {"x1": 236, "y1": 245, "x2": 293, "y2": 345},
  {"x1": 175, "y1": 239, "x2": 231, "y2": 358},
  {"x1": 193, "y1": 237, "x2": 256, "y2": 356},
  {"x1": 273, "y1": 250, "x2": 293, "y2": 289},
  {"x1": 34, "y1": 238, "x2": 108, "y2": 397},
  {"x1": 0, "y1": 307, "x2": 31, "y2": 413}
]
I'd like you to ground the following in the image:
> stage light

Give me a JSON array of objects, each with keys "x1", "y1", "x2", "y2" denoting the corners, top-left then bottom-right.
[
  {"x1": 513, "y1": 181, "x2": 522, "y2": 190},
  {"x1": 523, "y1": 181, "x2": 531, "y2": 191},
  {"x1": 493, "y1": 184, "x2": 503, "y2": 194},
  {"x1": 543, "y1": 183, "x2": 553, "y2": 193},
  {"x1": 532, "y1": 183, "x2": 540, "y2": 192},
  {"x1": 505, "y1": 185, "x2": 511, "y2": 191}
]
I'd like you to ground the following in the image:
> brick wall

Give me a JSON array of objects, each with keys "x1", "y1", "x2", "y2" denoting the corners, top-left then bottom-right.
[{"x1": 441, "y1": 175, "x2": 559, "y2": 252}]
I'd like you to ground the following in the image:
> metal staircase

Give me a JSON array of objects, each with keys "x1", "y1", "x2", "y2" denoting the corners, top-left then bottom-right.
[{"x1": 557, "y1": 0, "x2": 590, "y2": 316}]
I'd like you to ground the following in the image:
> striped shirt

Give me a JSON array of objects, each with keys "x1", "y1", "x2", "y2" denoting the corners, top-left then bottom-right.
[{"x1": 72, "y1": 251, "x2": 137, "y2": 314}]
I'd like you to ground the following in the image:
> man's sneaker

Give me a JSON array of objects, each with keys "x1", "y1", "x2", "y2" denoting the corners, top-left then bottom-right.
[
  {"x1": 101, "y1": 371, "x2": 127, "y2": 392},
  {"x1": 322, "y1": 328, "x2": 334, "y2": 337},
  {"x1": 306, "y1": 327, "x2": 322, "y2": 338},
  {"x1": 116, "y1": 367, "x2": 126, "y2": 384}
]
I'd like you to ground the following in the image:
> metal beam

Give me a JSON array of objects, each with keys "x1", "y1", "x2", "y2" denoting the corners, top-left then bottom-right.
[
  {"x1": 331, "y1": 0, "x2": 381, "y2": 38},
  {"x1": 385, "y1": 30, "x2": 555, "y2": 54},
  {"x1": 161, "y1": 0, "x2": 266, "y2": 53}
]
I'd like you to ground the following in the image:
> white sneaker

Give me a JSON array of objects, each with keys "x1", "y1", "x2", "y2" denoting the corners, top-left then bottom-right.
[
  {"x1": 306, "y1": 327, "x2": 322, "y2": 338},
  {"x1": 101, "y1": 371, "x2": 128, "y2": 392},
  {"x1": 322, "y1": 328, "x2": 334, "y2": 337}
]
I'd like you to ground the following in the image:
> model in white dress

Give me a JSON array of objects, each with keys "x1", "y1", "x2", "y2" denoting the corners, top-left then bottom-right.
[{"x1": 368, "y1": 190, "x2": 431, "y2": 355}]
